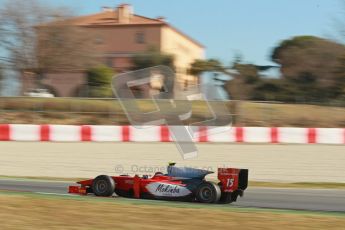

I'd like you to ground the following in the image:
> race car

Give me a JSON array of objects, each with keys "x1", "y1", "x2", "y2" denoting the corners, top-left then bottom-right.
[{"x1": 69, "y1": 164, "x2": 248, "y2": 204}]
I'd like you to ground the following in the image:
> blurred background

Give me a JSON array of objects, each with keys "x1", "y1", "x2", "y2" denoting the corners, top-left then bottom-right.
[
  {"x1": 0, "y1": 0, "x2": 344, "y2": 127},
  {"x1": 0, "y1": 2, "x2": 345, "y2": 229}
]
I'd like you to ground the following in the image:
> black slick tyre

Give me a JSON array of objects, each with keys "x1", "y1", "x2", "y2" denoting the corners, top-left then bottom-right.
[
  {"x1": 196, "y1": 182, "x2": 221, "y2": 203},
  {"x1": 92, "y1": 175, "x2": 115, "y2": 197}
]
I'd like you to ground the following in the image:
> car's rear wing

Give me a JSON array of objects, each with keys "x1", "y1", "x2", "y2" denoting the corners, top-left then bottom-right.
[{"x1": 218, "y1": 168, "x2": 248, "y2": 192}]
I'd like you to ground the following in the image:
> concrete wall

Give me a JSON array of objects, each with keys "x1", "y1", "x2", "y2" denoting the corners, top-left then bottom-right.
[
  {"x1": 28, "y1": 22, "x2": 204, "y2": 97},
  {"x1": 88, "y1": 25, "x2": 162, "y2": 54},
  {"x1": 22, "y1": 72, "x2": 86, "y2": 97},
  {"x1": 42, "y1": 72, "x2": 86, "y2": 97},
  {"x1": 161, "y1": 26, "x2": 204, "y2": 88},
  {"x1": 0, "y1": 142, "x2": 344, "y2": 183}
]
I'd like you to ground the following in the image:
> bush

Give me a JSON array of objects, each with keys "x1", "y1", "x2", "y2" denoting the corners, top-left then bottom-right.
[
  {"x1": 87, "y1": 65, "x2": 115, "y2": 98},
  {"x1": 131, "y1": 47, "x2": 175, "y2": 71}
]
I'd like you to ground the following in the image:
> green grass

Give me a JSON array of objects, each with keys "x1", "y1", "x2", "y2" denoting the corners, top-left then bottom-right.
[
  {"x1": 1, "y1": 190, "x2": 345, "y2": 230},
  {"x1": 1, "y1": 190, "x2": 344, "y2": 217}
]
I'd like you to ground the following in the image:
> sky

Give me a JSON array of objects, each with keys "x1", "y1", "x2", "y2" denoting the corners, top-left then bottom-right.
[
  {"x1": 41, "y1": 0, "x2": 345, "y2": 66},
  {"x1": 0, "y1": 0, "x2": 343, "y2": 65}
]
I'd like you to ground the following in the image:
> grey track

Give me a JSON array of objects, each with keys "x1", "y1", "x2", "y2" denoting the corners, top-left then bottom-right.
[{"x1": 0, "y1": 178, "x2": 344, "y2": 212}]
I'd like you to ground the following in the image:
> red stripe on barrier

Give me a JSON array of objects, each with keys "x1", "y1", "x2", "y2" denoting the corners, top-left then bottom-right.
[
  {"x1": 40, "y1": 125, "x2": 50, "y2": 141},
  {"x1": 0, "y1": 124, "x2": 344, "y2": 144},
  {"x1": 0, "y1": 124, "x2": 10, "y2": 141},
  {"x1": 122, "y1": 126, "x2": 130, "y2": 142},
  {"x1": 160, "y1": 126, "x2": 170, "y2": 142},
  {"x1": 271, "y1": 127, "x2": 279, "y2": 143},
  {"x1": 198, "y1": 126, "x2": 208, "y2": 142},
  {"x1": 235, "y1": 127, "x2": 244, "y2": 143},
  {"x1": 81, "y1": 125, "x2": 92, "y2": 141},
  {"x1": 307, "y1": 128, "x2": 316, "y2": 143}
]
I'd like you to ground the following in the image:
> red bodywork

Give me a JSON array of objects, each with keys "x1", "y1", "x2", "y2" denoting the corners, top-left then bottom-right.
[
  {"x1": 69, "y1": 168, "x2": 248, "y2": 199},
  {"x1": 218, "y1": 168, "x2": 241, "y2": 192},
  {"x1": 69, "y1": 174, "x2": 190, "y2": 198}
]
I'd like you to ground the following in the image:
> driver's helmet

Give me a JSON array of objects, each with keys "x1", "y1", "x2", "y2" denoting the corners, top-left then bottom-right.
[{"x1": 168, "y1": 161, "x2": 176, "y2": 166}]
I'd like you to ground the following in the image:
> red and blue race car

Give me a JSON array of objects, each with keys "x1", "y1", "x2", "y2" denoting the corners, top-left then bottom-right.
[{"x1": 69, "y1": 164, "x2": 248, "y2": 204}]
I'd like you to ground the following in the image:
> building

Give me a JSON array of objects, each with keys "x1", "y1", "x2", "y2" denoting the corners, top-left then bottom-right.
[{"x1": 22, "y1": 3, "x2": 205, "y2": 97}]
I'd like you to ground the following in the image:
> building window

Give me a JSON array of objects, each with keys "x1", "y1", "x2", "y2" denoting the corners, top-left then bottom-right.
[{"x1": 135, "y1": 32, "x2": 145, "y2": 44}]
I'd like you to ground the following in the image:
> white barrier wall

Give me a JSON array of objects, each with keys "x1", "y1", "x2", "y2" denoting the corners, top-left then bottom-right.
[{"x1": 0, "y1": 124, "x2": 344, "y2": 144}]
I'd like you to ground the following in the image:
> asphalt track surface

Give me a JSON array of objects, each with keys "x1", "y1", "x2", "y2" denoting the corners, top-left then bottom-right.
[{"x1": 0, "y1": 178, "x2": 344, "y2": 212}]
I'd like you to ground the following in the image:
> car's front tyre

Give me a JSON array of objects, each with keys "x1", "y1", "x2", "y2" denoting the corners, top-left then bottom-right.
[{"x1": 92, "y1": 175, "x2": 115, "y2": 197}]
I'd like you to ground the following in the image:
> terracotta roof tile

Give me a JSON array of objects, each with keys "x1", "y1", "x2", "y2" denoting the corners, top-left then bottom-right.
[
  {"x1": 60, "y1": 11, "x2": 164, "y2": 26},
  {"x1": 40, "y1": 9, "x2": 203, "y2": 48}
]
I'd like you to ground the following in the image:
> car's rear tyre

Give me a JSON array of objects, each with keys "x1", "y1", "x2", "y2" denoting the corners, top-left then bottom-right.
[
  {"x1": 92, "y1": 175, "x2": 115, "y2": 197},
  {"x1": 196, "y1": 182, "x2": 221, "y2": 203}
]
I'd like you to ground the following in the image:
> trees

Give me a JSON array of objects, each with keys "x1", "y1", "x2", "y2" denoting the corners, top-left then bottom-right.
[
  {"x1": 131, "y1": 47, "x2": 174, "y2": 70},
  {"x1": 0, "y1": 0, "x2": 94, "y2": 81},
  {"x1": 189, "y1": 36, "x2": 345, "y2": 103},
  {"x1": 189, "y1": 59, "x2": 224, "y2": 76},
  {"x1": 0, "y1": 0, "x2": 43, "y2": 70},
  {"x1": 36, "y1": 23, "x2": 95, "y2": 73},
  {"x1": 224, "y1": 63, "x2": 262, "y2": 100},
  {"x1": 188, "y1": 36, "x2": 345, "y2": 103},
  {"x1": 0, "y1": 0, "x2": 60, "y2": 70},
  {"x1": 86, "y1": 65, "x2": 115, "y2": 98},
  {"x1": 189, "y1": 58, "x2": 241, "y2": 98},
  {"x1": 271, "y1": 36, "x2": 345, "y2": 102},
  {"x1": 189, "y1": 58, "x2": 267, "y2": 100}
]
